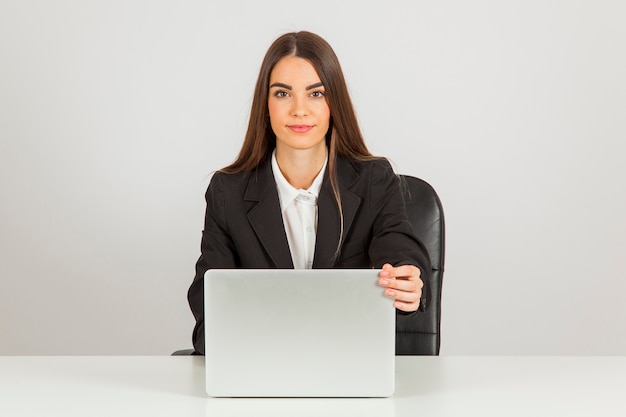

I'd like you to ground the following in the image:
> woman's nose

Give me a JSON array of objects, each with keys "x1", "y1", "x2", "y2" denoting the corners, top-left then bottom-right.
[{"x1": 291, "y1": 95, "x2": 308, "y2": 117}]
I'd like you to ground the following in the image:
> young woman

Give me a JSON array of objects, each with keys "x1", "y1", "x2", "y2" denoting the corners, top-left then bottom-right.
[{"x1": 188, "y1": 31, "x2": 431, "y2": 354}]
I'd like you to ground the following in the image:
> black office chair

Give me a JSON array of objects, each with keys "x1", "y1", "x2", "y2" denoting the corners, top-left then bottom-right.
[
  {"x1": 174, "y1": 174, "x2": 444, "y2": 356},
  {"x1": 395, "y1": 175, "x2": 445, "y2": 355}
]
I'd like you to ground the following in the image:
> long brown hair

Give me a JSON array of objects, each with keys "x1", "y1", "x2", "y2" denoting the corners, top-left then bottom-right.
[{"x1": 222, "y1": 31, "x2": 379, "y2": 255}]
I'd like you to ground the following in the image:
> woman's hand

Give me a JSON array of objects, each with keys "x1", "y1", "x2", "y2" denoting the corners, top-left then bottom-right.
[{"x1": 378, "y1": 263, "x2": 423, "y2": 312}]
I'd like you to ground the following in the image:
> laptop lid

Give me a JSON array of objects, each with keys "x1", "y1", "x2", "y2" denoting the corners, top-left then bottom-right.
[{"x1": 204, "y1": 269, "x2": 395, "y2": 397}]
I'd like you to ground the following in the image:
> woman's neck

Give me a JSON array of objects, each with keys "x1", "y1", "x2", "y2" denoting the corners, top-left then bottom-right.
[{"x1": 275, "y1": 145, "x2": 327, "y2": 189}]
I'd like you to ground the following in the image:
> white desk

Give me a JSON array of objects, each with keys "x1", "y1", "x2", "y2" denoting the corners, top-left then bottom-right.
[{"x1": 1, "y1": 356, "x2": 625, "y2": 416}]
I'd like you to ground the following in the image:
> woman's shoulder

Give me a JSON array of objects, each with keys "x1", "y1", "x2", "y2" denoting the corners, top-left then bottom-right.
[
  {"x1": 207, "y1": 159, "x2": 272, "y2": 194},
  {"x1": 206, "y1": 168, "x2": 247, "y2": 195},
  {"x1": 210, "y1": 169, "x2": 247, "y2": 182},
  {"x1": 211, "y1": 163, "x2": 262, "y2": 183},
  {"x1": 340, "y1": 155, "x2": 395, "y2": 177}
]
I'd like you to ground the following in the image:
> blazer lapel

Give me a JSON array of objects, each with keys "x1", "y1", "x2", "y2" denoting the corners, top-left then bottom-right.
[
  {"x1": 313, "y1": 158, "x2": 361, "y2": 268},
  {"x1": 245, "y1": 162, "x2": 294, "y2": 268}
]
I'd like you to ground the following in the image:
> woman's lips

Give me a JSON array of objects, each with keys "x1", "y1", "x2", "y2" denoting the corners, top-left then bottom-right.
[{"x1": 288, "y1": 125, "x2": 313, "y2": 133}]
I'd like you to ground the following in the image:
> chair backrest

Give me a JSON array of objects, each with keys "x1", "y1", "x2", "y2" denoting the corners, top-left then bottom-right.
[{"x1": 396, "y1": 175, "x2": 445, "y2": 355}]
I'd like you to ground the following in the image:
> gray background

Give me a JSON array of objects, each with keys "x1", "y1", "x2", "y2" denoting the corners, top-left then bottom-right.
[{"x1": 1, "y1": 0, "x2": 625, "y2": 355}]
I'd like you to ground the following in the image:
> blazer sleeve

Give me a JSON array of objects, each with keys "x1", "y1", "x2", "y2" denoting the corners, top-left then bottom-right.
[
  {"x1": 187, "y1": 173, "x2": 238, "y2": 354},
  {"x1": 366, "y1": 159, "x2": 432, "y2": 312}
]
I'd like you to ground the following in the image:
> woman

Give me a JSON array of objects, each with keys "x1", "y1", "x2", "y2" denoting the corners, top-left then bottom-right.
[{"x1": 188, "y1": 31, "x2": 431, "y2": 354}]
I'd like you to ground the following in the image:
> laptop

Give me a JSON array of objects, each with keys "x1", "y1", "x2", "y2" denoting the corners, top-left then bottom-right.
[{"x1": 204, "y1": 269, "x2": 395, "y2": 397}]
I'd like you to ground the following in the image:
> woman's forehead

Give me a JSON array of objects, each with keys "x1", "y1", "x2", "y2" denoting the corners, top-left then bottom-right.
[{"x1": 269, "y1": 56, "x2": 322, "y2": 87}]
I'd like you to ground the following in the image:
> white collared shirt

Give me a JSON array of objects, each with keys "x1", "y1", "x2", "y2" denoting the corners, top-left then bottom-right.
[{"x1": 271, "y1": 150, "x2": 327, "y2": 269}]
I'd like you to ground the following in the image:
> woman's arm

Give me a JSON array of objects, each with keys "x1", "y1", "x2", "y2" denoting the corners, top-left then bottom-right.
[
  {"x1": 188, "y1": 173, "x2": 238, "y2": 354},
  {"x1": 366, "y1": 159, "x2": 431, "y2": 312}
]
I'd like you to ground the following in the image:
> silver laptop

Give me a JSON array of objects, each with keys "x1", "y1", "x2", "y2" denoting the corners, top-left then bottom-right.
[{"x1": 204, "y1": 269, "x2": 395, "y2": 397}]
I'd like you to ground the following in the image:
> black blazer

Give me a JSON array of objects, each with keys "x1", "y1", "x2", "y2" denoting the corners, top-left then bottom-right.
[{"x1": 188, "y1": 155, "x2": 431, "y2": 354}]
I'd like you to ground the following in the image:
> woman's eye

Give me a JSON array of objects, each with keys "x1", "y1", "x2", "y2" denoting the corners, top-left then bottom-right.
[
  {"x1": 311, "y1": 91, "x2": 325, "y2": 98},
  {"x1": 274, "y1": 91, "x2": 289, "y2": 98}
]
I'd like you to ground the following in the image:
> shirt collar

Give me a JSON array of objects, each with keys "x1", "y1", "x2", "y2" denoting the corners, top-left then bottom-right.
[{"x1": 271, "y1": 149, "x2": 328, "y2": 211}]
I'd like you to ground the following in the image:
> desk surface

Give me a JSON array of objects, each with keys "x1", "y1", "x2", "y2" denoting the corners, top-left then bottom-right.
[{"x1": 1, "y1": 356, "x2": 625, "y2": 416}]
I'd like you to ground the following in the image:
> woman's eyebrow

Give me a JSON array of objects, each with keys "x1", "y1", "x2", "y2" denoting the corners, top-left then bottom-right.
[
  {"x1": 306, "y1": 82, "x2": 324, "y2": 90},
  {"x1": 269, "y1": 82, "x2": 292, "y2": 90},
  {"x1": 269, "y1": 82, "x2": 324, "y2": 90}
]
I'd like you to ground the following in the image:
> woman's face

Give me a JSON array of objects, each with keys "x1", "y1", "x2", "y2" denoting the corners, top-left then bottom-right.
[{"x1": 268, "y1": 56, "x2": 330, "y2": 155}]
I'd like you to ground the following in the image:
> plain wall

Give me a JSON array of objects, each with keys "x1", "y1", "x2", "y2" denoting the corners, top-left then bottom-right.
[{"x1": 1, "y1": 0, "x2": 625, "y2": 355}]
